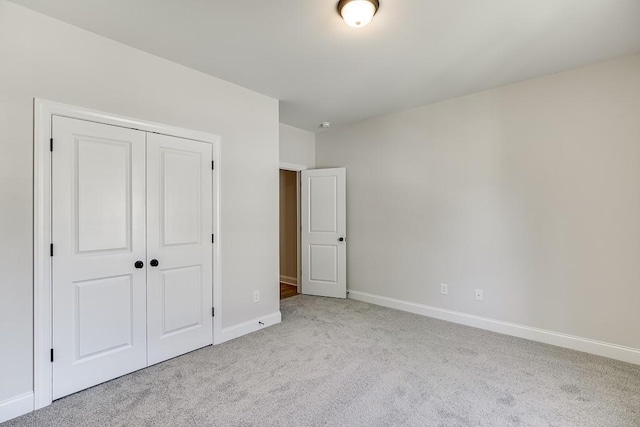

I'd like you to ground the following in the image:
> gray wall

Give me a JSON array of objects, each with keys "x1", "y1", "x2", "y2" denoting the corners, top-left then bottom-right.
[
  {"x1": 279, "y1": 123, "x2": 315, "y2": 167},
  {"x1": 0, "y1": 1, "x2": 279, "y2": 402},
  {"x1": 317, "y1": 54, "x2": 640, "y2": 350}
]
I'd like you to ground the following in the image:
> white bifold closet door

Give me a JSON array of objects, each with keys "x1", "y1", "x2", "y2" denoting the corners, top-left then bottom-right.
[{"x1": 52, "y1": 117, "x2": 213, "y2": 399}]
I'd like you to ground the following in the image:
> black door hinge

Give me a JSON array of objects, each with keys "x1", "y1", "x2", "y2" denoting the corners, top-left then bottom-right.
[
  {"x1": 50, "y1": 348, "x2": 54, "y2": 362},
  {"x1": 212, "y1": 234, "x2": 215, "y2": 244},
  {"x1": 211, "y1": 161, "x2": 215, "y2": 170},
  {"x1": 50, "y1": 243, "x2": 54, "y2": 257},
  {"x1": 212, "y1": 307, "x2": 215, "y2": 317},
  {"x1": 50, "y1": 138, "x2": 53, "y2": 152}
]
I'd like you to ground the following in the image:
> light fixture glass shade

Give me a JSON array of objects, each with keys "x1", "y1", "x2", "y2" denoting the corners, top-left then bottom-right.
[{"x1": 340, "y1": 0, "x2": 377, "y2": 28}]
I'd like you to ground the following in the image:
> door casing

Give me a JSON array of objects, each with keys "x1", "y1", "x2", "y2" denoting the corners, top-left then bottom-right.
[{"x1": 33, "y1": 99, "x2": 222, "y2": 410}]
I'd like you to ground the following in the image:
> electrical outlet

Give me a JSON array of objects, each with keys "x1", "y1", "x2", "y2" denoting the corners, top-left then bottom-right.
[
  {"x1": 440, "y1": 283, "x2": 448, "y2": 295},
  {"x1": 253, "y1": 290, "x2": 260, "y2": 303},
  {"x1": 475, "y1": 289, "x2": 483, "y2": 301}
]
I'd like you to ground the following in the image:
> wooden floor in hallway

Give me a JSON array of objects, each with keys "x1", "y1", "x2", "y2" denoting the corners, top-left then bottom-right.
[{"x1": 280, "y1": 283, "x2": 298, "y2": 300}]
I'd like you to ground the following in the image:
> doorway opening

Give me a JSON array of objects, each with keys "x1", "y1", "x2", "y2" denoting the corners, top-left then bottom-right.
[{"x1": 279, "y1": 168, "x2": 300, "y2": 300}]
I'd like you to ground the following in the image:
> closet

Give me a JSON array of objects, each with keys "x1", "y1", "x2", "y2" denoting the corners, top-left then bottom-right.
[{"x1": 51, "y1": 116, "x2": 213, "y2": 399}]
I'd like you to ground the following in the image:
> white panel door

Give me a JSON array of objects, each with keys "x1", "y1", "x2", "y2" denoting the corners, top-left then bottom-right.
[
  {"x1": 301, "y1": 168, "x2": 347, "y2": 298},
  {"x1": 52, "y1": 116, "x2": 147, "y2": 399},
  {"x1": 146, "y1": 133, "x2": 213, "y2": 365}
]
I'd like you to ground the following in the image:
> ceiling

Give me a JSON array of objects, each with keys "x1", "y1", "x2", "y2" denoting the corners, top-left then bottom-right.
[{"x1": 11, "y1": 0, "x2": 640, "y2": 131}]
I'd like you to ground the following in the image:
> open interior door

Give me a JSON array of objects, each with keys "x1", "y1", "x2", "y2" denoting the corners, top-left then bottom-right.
[{"x1": 301, "y1": 168, "x2": 346, "y2": 298}]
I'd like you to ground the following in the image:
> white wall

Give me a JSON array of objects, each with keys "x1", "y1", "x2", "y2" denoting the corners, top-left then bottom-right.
[
  {"x1": 279, "y1": 123, "x2": 315, "y2": 168},
  {"x1": 317, "y1": 54, "x2": 640, "y2": 351},
  {"x1": 0, "y1": 0, "x2": 279, "y2": 406}
]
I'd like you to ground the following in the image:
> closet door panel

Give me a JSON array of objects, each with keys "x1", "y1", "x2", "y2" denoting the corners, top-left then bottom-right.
[
  {"x1": 51, "y1": 116, "x2": 147, "y2": 399},
  {"x1": 146, "y1": 133, "x2": 213, "y2": 365}
]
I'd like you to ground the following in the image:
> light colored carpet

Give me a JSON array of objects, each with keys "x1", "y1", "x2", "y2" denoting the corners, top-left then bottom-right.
[{"x1": 5, "y1": 295, "x2": 640, "y2": 426}]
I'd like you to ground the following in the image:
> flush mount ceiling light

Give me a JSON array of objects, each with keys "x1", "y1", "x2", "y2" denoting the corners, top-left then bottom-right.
[{"x1": 337, "y1": 0, "x2": 379, "y2": 28}]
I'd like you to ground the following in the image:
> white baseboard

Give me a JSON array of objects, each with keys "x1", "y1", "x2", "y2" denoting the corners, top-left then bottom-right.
[
  {"x1": 0, "y1": 392, "x2": 34, "y2": 423},
  {"x1": 348, "y1": 290, "x2": 640, "y2": 365},
  {"x1": 220, "y1": 311, "x2": 282, "y2": 343},
  {"x1": 279, "y1": 275, "x2": 298, "y2": 287}
]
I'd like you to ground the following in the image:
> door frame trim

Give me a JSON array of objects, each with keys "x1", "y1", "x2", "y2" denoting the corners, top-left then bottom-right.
[
  {"x1": 279, "y1": 161, "x2": 307, "y2": 172},
  {"x1": 33, "y1": 98, "x2": 222, "y2": 409}
]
